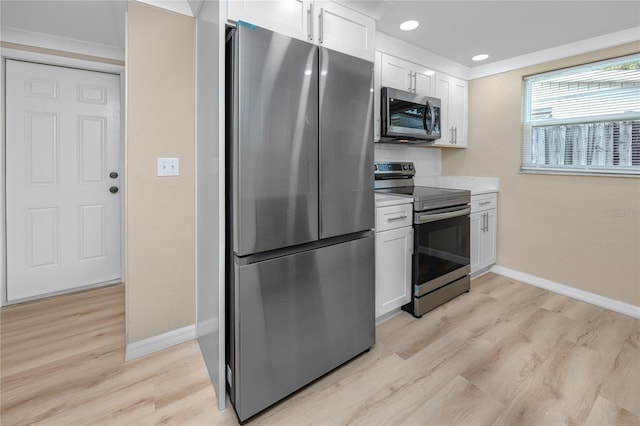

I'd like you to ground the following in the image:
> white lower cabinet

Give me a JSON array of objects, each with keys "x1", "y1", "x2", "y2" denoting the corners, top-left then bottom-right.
[
  {"x1": 470, "y1": 193, "x2": 497, "y2": 275},
  {"x1": 375, "y1": 226, "x2": 413, "y2": 318}
]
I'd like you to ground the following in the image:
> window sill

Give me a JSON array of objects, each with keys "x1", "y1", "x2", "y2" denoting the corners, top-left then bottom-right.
[{"x1": 519, "y1": 168, "x2": 640, "y2": 178}]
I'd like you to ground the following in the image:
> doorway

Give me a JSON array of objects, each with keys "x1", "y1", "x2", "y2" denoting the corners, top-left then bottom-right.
[{"x1": 4, "y1": 59, "x2": 123, "y2": 303}]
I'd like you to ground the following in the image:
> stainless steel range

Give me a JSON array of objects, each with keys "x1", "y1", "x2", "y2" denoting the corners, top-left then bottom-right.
[{"x1": 375, "y1": 161, "x2": 471, "y2": 317}]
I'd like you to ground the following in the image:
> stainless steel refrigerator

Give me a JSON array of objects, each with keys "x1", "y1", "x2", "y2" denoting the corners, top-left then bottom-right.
[{"x1": 225, "y1": 24, "x2": 375, "y2": 423}]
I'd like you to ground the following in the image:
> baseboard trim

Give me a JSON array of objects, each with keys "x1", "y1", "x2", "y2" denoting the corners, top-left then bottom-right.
[
  {"x1": 490, "y1": 265, "x2": 640, "y2": 319},
  {"x1": 125, "y1": 324, "x2": 196, "y2": 361}
]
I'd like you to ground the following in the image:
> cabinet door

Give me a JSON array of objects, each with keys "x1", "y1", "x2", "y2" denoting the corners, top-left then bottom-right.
[
  {"x1": 449, "y1": 77, "x2": 468, "y2": 147},
  {"x1": 469, "y1": 212, "x2": 482, "y2": 275},
  {"x1": 228, "y1": 0, "x2": 313, "y2": 43},
  {"x1": 413, "y1": 65, "x2": 436, "y2": 97},
  {"x1": 482, "y1": 209, "x2": 497, "y2": 267},
  {"x1": 434, "y1": 73, "x2": 452, "y2": 146},
  {"x1": 375, "y1": 227, "x2": 413, "y2": 318},
  {"x1": 380, "y1": 53, "x2": 412, "y2": 92},
  {"x1": 317, "y1": 1, "x2": 375, "y2": 62},
  {"x1": 434, "y1": 73, "x2": 468, "y2": 147}
]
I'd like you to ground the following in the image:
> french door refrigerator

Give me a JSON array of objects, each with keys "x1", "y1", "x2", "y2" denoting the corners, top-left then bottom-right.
[{"x1": 225, "y1": 24, "x2": 375, "y2": 423}]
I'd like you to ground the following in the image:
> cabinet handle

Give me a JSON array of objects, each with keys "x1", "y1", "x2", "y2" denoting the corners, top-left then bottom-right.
[
  {"x1": 454, "y1": 127, "x2": 458, "y2": 143},
  {"x1": 307, "y1": 6, "x2": 313, "y2": 41},
  {"x1": 484, "y1": 212, "x2": 488, "y2": 232},
  {"x1": 408, "y1": 71, "x2": 413, "y2": 91},
  {"x1": 479, "y1": 201, "x2": 491, "y2": 206},
  {"x1": 413, "y1": 72, "x2": 417, "y2": 92},
  {"x1": 318, "y1": 8, "x2": 324, "y2": 43},
  {"x1": 387, "y1": 214, "x2": 408, "y2": 222},
  {"x1": 450, "y1": 127, "x2": 454, "y2": 142}
]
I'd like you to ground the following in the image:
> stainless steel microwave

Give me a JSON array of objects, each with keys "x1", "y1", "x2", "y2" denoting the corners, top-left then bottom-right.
[{"x1": 380, "y1": 87, "x2": 441, "y2": 143}]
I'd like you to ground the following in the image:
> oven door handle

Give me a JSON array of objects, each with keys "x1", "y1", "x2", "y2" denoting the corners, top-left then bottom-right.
[{"x1": 415, "y1": 206, "x2": 471, "y2": 224}]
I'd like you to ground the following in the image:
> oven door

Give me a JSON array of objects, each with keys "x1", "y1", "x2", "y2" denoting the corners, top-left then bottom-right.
[{"x1": 413, "y1": 205, "x2": 471, "y2": 296}]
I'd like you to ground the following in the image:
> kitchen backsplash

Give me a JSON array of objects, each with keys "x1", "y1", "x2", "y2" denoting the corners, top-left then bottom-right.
[{"x1": 374, "y1": 145, "x2": 441, "y2": 177}]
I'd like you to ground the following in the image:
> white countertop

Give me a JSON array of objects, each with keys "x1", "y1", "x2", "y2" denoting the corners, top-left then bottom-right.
[
  {"x1": 413, "y1": 176, "x2": 500, "y2": 196},
  {"x1": 375, "y1": 192, "x2": 413, "y2": 207}
]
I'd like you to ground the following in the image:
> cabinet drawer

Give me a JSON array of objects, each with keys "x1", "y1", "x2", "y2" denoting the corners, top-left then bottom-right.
[
  {"x1": 471, "y1": 193, "x2": 497, "y2": 212},
  {"x1": 376, "y1": 204, "x2": 413, "y2": 232}
]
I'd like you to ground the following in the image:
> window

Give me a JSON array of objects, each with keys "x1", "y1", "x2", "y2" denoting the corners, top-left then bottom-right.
[{"x1": 522, "y1": 54, "x2": 640, "y2": 176}]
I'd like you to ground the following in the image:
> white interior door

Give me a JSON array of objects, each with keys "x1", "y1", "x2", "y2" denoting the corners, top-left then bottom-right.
[{"x1": 5, "y1": 60, "x2": 121, "y2": 302}]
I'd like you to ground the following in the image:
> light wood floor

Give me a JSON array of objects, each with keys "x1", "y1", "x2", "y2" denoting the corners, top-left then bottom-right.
[{"x1": 1, "y1": 274, "x2": 638, "y2": 425}]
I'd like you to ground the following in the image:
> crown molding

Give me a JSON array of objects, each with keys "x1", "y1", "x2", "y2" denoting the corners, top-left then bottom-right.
[
  {"x1": 0, "y1": 27, "x2": 124, "y2": 61},
  {"x1": 470, "y1": 26, "x2": 640, "y2": 80}
]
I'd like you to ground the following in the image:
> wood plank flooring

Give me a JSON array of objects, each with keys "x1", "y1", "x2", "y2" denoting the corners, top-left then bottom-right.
[{"x1": 1, "y1": 273, "x2": 638, "y2": 425}]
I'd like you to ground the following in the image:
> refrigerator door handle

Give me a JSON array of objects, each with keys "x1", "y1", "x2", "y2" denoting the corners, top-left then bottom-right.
[
  {"x1": 307, "y1": 4, "x2": 313, "y2": 40},
  {"x1": 318, "y1": 8, "x2": 324, "y2": 43}
]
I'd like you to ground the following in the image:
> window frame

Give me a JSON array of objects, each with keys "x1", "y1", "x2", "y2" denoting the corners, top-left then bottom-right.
[{"x1": 521, "y1": 54, "x2": 640, "y2": 177}]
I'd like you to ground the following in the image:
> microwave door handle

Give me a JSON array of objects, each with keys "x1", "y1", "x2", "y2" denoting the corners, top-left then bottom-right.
[
  {"x1": 431, "y1": 104, "x2": 436, "y2": 137},
  {"x1": 423, "y1": 101, "x2": 431, "y2": 135}
]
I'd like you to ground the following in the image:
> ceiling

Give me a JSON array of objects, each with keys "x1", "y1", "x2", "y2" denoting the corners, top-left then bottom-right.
[
  {"x1": 376, "y1": 1, "x2": 640, "y2": 67},
  {"x1": 1, "y1": 1, "x2": 638, "y2": 69}
]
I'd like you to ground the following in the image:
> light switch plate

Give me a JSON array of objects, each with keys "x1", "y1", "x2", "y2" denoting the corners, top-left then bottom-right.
[{"x1": 157, "y1": 157, "x2": 180, "y2": 176}]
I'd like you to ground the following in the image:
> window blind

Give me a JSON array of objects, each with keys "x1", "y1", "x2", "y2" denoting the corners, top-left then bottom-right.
[{"x1": 522, "y1": 54, "x2": 640, "y2": 175}]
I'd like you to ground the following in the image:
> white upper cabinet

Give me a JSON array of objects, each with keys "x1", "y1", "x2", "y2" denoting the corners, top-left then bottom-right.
[
  {"x1": 227, "y1": 0, "x2": 375, "y2": 62},
  {"x1": 227, "y1": 0, "x2": 313, "y2": 42},
  {"x1": 434, "y1": 73, "x2": 468, "y2": 147},
  {"x1": 316, "y1": 1, "x2": 375, "y2": 62},
  {"x1": 379, "y1": 53, "x2": 436, "y2": 97}
]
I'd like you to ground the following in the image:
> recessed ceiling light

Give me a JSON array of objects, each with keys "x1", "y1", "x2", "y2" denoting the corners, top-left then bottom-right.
[
  {"x1": 399, "y1": 20, "x2": 419, "y2": 31},
  {"x1": 472, "y1": 54, "x2": 489, "y2": 62}
]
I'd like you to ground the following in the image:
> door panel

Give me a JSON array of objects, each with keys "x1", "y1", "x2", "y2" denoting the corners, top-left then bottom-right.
[
  {"x1": 78, "y1": 116, "x2": 106, "y2": 182},
  {"x1": 5, "y1": 60, "x2": 121, "y2": 301},
  {"x1": 27, "y1": 112, "x2": 58, "y2": 184},
  {"x1": 319, "y1": 48, "x2": 374, "y2": 239},
  {"x1": 233, "y1": 25, "x2": 319, "y2": 256},
  {"x1": 233, "y1": 235, "x2": 374, "y2": 422},
  {"x1": 27, "y1": 207, "x2": 59, "y2": 268}
]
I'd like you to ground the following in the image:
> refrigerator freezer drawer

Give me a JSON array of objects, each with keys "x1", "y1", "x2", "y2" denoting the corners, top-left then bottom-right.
[{"x1": 231, "y1": 235, "x2": 375, "y2": 422}]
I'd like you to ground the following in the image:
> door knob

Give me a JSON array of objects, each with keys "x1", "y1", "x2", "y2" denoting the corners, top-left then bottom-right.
[
  {"x1": 109, "y1": 186, "x2": 119, "y2": 194},
  {"x1": 109, "y1": 172, "x2": 118, "y2": 179}
]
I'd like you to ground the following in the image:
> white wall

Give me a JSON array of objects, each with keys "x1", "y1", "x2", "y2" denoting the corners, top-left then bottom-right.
[{"x1": 195, "y1": 0, "x2": 226, "y2": 411}]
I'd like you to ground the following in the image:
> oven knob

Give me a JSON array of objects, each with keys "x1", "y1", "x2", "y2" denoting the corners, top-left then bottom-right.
[
  {"x1": 409, "y1": 164, "x2": 413, "y2": 170},
  {"x1": 402, "y1": 164, "x2": 408, "y2": 170}
]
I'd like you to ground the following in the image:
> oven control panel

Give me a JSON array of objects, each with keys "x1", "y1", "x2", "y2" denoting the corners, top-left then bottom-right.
[{"x1": 374, "y1": 161, "x2": 415, "y2": 179}]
